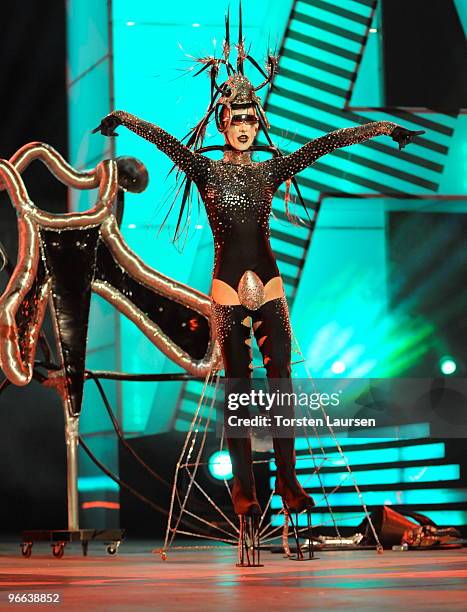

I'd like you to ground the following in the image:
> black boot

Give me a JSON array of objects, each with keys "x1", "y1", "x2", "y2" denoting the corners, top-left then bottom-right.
[
  {"x1": 227, "y1": 436, "x2": 261, "y2": 516},
  {"x1": 273, "y1": 437, "x2": 315, "y2": 512},
  {"x1": 227, "y1": 437, "x2": 262, "y2": 567}
]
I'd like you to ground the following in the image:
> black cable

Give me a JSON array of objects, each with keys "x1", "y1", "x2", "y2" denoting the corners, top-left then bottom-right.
[
  {"x1": 78, "y1": 436, "x2": 168, "y2": 516},
  {"x1": 87, "y1": 372, "x2": 170, "y2": 488},
  {"x1": 0, "y1": 369, "x2": 208, "y2": 533},
  {"x1": 0, "y1": 369, "x2": 219, "y2": 537},
  {"x1": 0, "y1": 365, "x2": 182, "y2": 522},
  {"x1": 79, "y1": 436, "x2": 203, "y2": 534},
  {"x1": 0, "y1": 363, "x2": 204, "y2": 494},
  {"x1": 80, "y1": 377, "x2": 218, "y2": 535},
  {"x1": 0, "y1": 359, "x2": 213, "y2": 531}
]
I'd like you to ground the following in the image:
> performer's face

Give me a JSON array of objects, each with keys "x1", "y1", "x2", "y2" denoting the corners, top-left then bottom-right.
[{"x1": 223, "y1": 106, "x2": 259, "y2": 151}]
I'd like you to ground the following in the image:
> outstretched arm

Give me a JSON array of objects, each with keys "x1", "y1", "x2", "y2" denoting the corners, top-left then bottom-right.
[
  {"x1": 93, "y1": 110, "x2": 210, "y2": 185},
  {"x1": 267, "y1": 121, "x2": 424, "y2": 186}
]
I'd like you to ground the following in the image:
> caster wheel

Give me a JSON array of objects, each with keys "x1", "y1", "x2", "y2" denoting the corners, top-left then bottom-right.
[
  {"x1": 106, "y1": 545, "x2": 117, "y2": 555},
  {"x1": 160, "y1": 551, "x2": 167, "y2": 561},
  {"x1": 52, "y1": 544, "x2": 64, "y2": 558},
  {"x1": 21, "y1": 543, "x2": 32, "y2": 558}
]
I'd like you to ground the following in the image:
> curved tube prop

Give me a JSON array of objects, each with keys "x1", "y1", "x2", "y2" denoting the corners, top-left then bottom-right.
[
  {"x1": 96, "y1": 216, "x2": 221, "y2": 375},
  {"x1": 3, "y1": 141, "x2": 99, "y2": 190},
  {"x1": 0, "y1": 143, "x2": 220, "y2": 395}
]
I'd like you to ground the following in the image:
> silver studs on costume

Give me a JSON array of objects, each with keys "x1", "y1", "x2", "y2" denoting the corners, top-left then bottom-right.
[
  {"x1": 211, "y1": 301, "x2": 237, "y2": 349},
  {"x1": 110, "y1": 112, "x2": 397, "y2": 301}
]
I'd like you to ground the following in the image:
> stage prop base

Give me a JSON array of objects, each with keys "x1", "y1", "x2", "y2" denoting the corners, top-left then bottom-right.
[{"x1": 20, "y1": 529, "x2": 125, "y2": 558}]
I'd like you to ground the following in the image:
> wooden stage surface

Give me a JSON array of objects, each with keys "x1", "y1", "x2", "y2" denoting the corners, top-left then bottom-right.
[{"x1": 0, "y1": 541, "x2": 465, "y2": 611}]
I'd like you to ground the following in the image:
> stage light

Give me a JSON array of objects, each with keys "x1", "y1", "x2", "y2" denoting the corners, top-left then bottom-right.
[
  {"x1": 331, "y1": 360, "x2": 346, "y2": 374},
  {"x1": 440, "y1": 356, "x2": 456, "y2": 375},
  {"x1": 208, "y1": 450, "x2": 233, "y2": 480}
]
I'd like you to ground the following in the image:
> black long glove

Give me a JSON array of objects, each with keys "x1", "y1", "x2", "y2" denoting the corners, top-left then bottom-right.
[
  {"x1": 92, "y1": 113, "x2": 122, "y2": 137},
  {"x1": 391, "y1": 126, "x2": 425, "y2": 150}
]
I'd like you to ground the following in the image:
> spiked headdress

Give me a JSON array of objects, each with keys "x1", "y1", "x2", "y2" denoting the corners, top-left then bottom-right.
[
  {"x1": 163, "y1": 2, "x2": 309, "y2": 247},
  {"x1": 181, "y1": 3, "x2": 279, "y2": 150}
]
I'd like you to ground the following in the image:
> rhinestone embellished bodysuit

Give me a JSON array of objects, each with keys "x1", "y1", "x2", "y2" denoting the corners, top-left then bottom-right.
[{"x1": 113, "y1": 111, "x2": 396, "y2": 295}]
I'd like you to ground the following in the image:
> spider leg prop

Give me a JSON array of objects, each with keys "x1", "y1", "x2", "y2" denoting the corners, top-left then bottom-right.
[
  {"x1": 283, "y1": 503, "x2": 317, "y2": 561},
  {"x1": 237, "y1": 514, "x2": 262, "y2": 567}
]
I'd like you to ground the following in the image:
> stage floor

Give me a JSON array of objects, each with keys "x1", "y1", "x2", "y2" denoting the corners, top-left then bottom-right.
[{"x1": 0, "y1": 540, "x2": 465, "y2": 611}]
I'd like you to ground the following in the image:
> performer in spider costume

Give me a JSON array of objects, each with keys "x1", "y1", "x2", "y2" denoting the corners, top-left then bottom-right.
[{"x1": 94, "y1": 5, "x2": 423, "y2": 552}]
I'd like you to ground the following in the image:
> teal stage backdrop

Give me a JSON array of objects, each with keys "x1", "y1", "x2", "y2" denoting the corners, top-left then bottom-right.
[{"x1": 67, "y1": 0, "x2": 466, "y2": 531}]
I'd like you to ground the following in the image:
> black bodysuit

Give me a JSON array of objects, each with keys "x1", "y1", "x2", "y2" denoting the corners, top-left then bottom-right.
[
  {"x1": 111, "y1": 110, "x2": 398, "y2": 515},
  {"x1": 113, "y1": 111, "x2": 396, "y2": 289}
]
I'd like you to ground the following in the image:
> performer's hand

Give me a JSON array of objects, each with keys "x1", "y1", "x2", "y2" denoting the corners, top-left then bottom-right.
[
  {"x1": 92, "y1": 113, "x2": 122, "y2": 137},
  {"x1": 391, "y1": 126, "x2": 425, "y2": 150}
]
